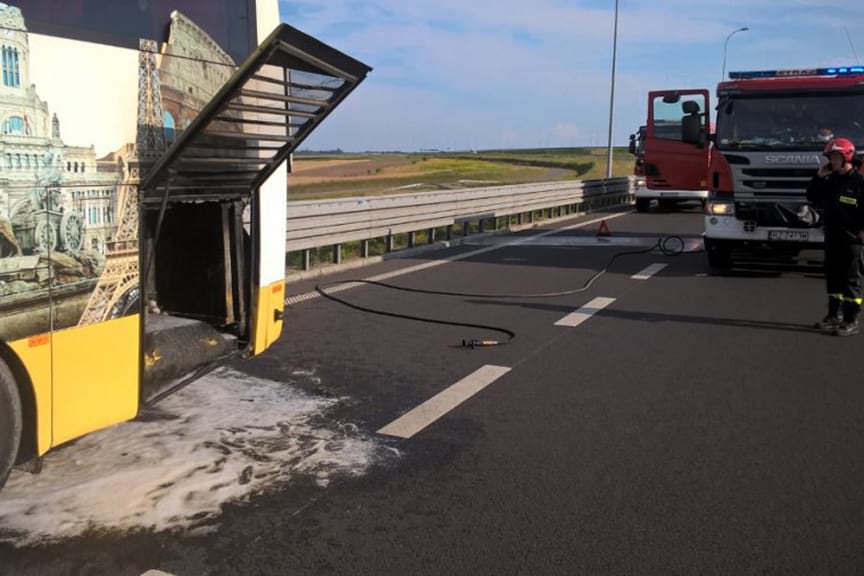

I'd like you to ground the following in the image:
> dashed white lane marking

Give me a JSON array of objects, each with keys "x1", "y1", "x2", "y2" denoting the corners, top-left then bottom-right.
[
  {"x1": 554, "y1": 296, "x2": 616, "y2": 327},
  {"x1": 377, "y1": 365, "x2": 512, "y2": 439},
  {"x1": 141, "y1": 571, "x2": 175, "y2": 576},
  {"x1": 631, "y1": 263, "x2": 668, "y2": 280},
  {"x1": 285, "y1": 212, "x2": 632, "y2": 306}
]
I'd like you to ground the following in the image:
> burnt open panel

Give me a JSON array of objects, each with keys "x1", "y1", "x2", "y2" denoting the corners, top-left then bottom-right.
[
  {"x1": 138, "y1": 24, "x2": 370, "y2": 401},
  {"x1": 140, "y1": 22, "x2": 372, "y2": 203}
]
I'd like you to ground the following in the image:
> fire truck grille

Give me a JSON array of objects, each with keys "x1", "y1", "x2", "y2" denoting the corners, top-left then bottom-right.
[
  {"x1": 742, "y1": 180, "x2": 810, "y2": 190},
  {"x1": 741, "y1": 168, "x2": 818, "y2": 178},
  {"x1": 734, "y1": 201, "x2": 818, "y2": 228}
]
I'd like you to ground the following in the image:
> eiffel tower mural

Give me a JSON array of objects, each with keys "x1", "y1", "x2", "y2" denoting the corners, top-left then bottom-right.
[{"x1": 78, "y1": 39, "x2": 165, "y2": 326}]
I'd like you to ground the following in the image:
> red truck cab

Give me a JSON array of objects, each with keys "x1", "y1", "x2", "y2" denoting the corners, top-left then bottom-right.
[
  {"x1": 640, "y1": 66, "x2": 864, "y2": 270},
  {"x1": 633, "y1": 90, "x2": 711, "y2": 212}
]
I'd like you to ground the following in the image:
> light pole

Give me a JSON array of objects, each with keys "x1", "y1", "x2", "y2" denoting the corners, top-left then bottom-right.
[
  {"x1": 605, "y1": 0, "x2": 620, "y2": 180},
  {"x1": 721, "y1": 27, "x2": 749, "y2": 80}
]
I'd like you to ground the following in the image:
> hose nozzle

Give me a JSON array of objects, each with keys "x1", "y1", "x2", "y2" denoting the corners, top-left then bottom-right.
[{"x1": 462, "y1": 339, "x2": 500, "y2": 348}]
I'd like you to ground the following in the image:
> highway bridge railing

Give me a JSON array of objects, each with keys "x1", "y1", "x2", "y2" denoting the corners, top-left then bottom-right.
[{"x1": 285, "y1": 176, "x2": 636, "y2": 273}]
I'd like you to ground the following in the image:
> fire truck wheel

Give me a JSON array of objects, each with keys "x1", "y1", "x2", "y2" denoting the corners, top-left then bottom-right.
[
  {"x1": 0, "y1": 357, "x2": 22, "y2": 490},
  {"x1": 635, "y1": 198, "x2": 651, "y2": 212},
  {"x1": 705, "y1": 239, "x2": 732, "y2": 273}
]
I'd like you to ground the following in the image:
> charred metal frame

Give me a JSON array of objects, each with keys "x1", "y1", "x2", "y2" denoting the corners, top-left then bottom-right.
[
  {"x1": 138, "y1": 23, "x2": 370, "y2": 367},
  {"x1": 140, "y1": 23, "x2": 371, "y2": 203}
]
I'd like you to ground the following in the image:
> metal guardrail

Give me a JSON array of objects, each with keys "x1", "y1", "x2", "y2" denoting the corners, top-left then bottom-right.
[{"x1": 286, "y1": 176, "x2": 636, "y2": 270}]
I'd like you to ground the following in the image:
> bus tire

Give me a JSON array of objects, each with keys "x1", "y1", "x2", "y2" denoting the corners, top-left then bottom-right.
[
  {"x1": 635, "y1": 198, "x2": 650, "y2": 212},
  {"x1": 0, "y1": 357, "x2": 22, "y2": 490}
]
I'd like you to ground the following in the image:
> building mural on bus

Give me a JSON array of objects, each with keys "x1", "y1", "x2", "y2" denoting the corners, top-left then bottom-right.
[
  {"x1": 0, "y1": 2, "x2": 238, "y2": 341},
  {"x1": 159, "y1": 11, "x2": 237, "y2": 145}
]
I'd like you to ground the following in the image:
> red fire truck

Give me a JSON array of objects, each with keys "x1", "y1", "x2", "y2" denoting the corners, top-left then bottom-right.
[
  {"x1": 630, "y1": 94, "x2": 710, "y2": 213},
  {"x1": 640, "y1": 66, "x2": 864, "y2": 270}
]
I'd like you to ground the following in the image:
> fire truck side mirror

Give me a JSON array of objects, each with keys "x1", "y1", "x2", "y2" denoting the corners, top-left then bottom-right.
[{"x1": 628, "y1": 134, "x2": 637, "y2": 155}]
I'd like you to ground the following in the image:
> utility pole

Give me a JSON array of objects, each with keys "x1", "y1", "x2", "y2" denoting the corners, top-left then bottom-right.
[
  {"x1": 605, "y1": 0, "x2": 619, "y2": 179},
  {"x1": 721, "y1": 27, "x2": 749, "y2": 80}
]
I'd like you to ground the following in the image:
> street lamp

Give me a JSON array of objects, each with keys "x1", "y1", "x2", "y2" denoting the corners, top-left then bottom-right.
[
  {"x1": 605, "y1": 0, "x2": 620, "y2": 180},
  {"x1": 721, "y1": 27, "x2": 749, "y2": 80}
]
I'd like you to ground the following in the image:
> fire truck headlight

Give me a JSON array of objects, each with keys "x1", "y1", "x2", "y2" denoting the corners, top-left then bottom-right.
[{"x1": 708, "y1": 201, "x2": 734, "y2": 216}]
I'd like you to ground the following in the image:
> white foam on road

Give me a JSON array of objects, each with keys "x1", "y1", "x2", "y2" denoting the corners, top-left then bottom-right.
[
  {"x1": 378, "y1": 365, "x2": 512, "y2": 439},
  {"x1": 0, "y1": 368, "x2": 397, "y2": 547},
  {"x1": 555, "y1": 297, "x2": 617, "y2": 327}
]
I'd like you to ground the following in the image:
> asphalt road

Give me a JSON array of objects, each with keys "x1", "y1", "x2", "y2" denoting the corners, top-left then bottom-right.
[{"x1": 4, "y1": 204, "x2": 864, "y2": 575}]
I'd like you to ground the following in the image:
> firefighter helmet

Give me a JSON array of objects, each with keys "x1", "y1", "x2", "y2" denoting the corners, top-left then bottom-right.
[{"x1": 823, "y1": 138, "x2": 856, "y2": 162}]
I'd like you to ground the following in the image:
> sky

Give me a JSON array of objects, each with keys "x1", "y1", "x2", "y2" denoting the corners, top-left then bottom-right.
[{"x1": 279, "y1": 0, "x2": 864, "y2": 152}]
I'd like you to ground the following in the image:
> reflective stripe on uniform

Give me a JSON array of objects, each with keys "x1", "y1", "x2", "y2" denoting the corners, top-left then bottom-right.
[
  {"x1": 839, "y1": 195, "x2": 858, "y2": 206},
  {"x1": 829, "y1": 294, "x2": 863, "y2": 304}
]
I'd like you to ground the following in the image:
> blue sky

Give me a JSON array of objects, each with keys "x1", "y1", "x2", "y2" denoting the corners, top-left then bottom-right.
[{"x1": 279, "y1": 0, "x2": 863, "y2": 151}]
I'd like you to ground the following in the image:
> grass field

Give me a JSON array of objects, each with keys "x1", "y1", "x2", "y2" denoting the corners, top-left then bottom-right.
[{"x1": 289, "y1": 147, "x2": 634, "y2": 200}]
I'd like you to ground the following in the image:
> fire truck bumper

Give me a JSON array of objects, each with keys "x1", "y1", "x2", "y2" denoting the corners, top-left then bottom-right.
[
  {"x1": 635, "y1": 186, "x2": 708, "y2": 200},
  {"x1": 704, "y1": 215, "x2": 825, "y2": 245}
]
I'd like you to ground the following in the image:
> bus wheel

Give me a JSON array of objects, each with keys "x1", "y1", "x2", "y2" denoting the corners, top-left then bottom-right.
[
  {"x1": 635, "y1": 198, "x2": 650, "y2": 212},
  {"x1": 0, "y1": 357, "x2": 22, "y2": 490}
]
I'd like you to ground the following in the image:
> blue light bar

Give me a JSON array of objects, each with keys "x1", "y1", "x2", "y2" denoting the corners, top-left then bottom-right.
[{"x1": 728, "y1": 66, "x2": 864, "y2": 80}]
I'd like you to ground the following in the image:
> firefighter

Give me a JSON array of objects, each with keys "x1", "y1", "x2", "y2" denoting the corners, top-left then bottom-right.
[{"x1": 807, "y1": 138, "x2": 864, "y2": 336}]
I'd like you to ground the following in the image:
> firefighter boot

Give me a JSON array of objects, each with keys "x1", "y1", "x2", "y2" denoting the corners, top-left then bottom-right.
[
  {"x1": 835, "y1": 303, "x2": 860, "y2": 337},
  {"x1": 815, "y1": 298, "x2": 843, "y2": 330}
]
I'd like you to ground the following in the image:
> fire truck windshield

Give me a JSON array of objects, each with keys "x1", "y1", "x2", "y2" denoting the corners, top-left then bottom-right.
[{"x1": 716, "y1": 92, "x2": 864, "y2": 151}]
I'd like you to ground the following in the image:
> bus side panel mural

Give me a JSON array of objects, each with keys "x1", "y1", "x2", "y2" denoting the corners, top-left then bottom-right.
[
  {"x1": 0, "y1": 2, "x2": 251, "y2": 450},
  {"x1": 0, "y1": 3, "x2": 137, "y2": 343},
  {"x1": 0, "y1": 4, "x2": 244, "y2": 345}
]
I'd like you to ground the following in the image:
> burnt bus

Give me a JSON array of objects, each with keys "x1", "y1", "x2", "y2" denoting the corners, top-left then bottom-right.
[{"x1": 0, "y1": 0, "x2": 370, "y2": 489}]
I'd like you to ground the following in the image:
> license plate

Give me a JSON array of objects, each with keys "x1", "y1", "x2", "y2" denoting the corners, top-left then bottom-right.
[{"x1": 768, "y1": 230, "x2": 809, "y2": 242}]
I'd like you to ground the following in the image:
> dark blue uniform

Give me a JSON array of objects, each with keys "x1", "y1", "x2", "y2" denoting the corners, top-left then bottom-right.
[{"x1": 806, "y1": 168, "x2": 864, "y2": 323}]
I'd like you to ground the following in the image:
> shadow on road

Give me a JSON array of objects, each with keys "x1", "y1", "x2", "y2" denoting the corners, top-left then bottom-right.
[{"x1": 465, "y1": 299, "x2": 817, "y2": 335}]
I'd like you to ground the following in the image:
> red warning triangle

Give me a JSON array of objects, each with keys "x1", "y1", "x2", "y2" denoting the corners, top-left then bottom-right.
[{"x1": 596, "y1": 219, "x2": 611, "y2": 237}]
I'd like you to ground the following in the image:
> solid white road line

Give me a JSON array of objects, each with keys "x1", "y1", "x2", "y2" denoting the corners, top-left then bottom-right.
[
  {"x1": 631, "y1": 263, "x2": 667, "y2": 280},
  {"x1": 377, "y1": 365, "x2": 512, "y2": 439},
  {"x1": 285, "y1": 211, "x2": 632, "y2": 306},
  {"x1": 554, "y1": 296, "x2": 616, "y2": 327}
]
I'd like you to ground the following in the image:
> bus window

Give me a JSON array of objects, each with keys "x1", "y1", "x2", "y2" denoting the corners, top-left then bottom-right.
[
  {"x1": 156, "y1": 11, "x2": 239, "y2": 150},
  {"x1": 15, "y1": 0, "x2": 256, "y2": 63}
]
